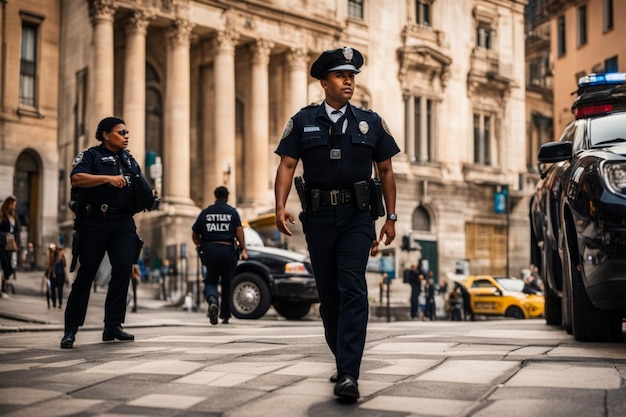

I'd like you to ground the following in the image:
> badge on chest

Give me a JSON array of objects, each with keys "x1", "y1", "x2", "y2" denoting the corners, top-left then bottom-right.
[{"x1": 330, "y1": 149, "x2": 341, "y2": 160}]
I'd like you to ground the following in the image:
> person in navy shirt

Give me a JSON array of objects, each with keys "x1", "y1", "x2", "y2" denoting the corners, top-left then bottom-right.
[
  {"x1": 274, "y1": 47, "x2": 400, "y2": 401},
  {"x1": 192, "y1": 186, "x2": 248, "y2": 325}
]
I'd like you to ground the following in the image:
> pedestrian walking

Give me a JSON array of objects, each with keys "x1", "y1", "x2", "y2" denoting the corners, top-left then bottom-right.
[
  {"x1": 60, "y1": 116, "x2": 158, "y2": 349},
  {"x1": 274, "y1": 46, "x2": 400, "y2": 401},
  {"x1": 0, "y1": 195, "x2": 20, "y2": 297},
  {"x1": 407, "y1": 264, "x2": 421, "y2": 319},
  {"x1": 192, "y1": 186, "x2": 248, "y2": 325},
  {"x1": 45, "y1": 243, "x2": 67, "y2": 309}
]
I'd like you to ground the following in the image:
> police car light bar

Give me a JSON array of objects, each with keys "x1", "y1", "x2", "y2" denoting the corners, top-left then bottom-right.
[{"x1": 578, "y1": 72, "x2": 626, "y2": 87}]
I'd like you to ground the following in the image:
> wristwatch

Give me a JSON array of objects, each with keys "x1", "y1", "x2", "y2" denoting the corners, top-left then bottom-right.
[{"x1": 387, "y1": 213, "x2": 398, "y2": 221}]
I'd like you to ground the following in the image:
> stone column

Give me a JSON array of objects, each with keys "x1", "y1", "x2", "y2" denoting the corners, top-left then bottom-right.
[
  {"x1": 285, "y1": 47, "x2": 308, "y2": 121},
  {"x1": 244, "y1": 40, "x2": 273, "y2": 204},
  {"x1": 404, "y1": 93, "x2": 415, "y2": 158},
  {"x1": 209, "y1": 31, "x2": 239, "y2": 200},
  {"x1": 88, "y1": 0, "x2": 116, "y2": 132},
  {"x1": 163, "y1": 18, "x2": 193, "y2": 204},
  {"x1": 123, "y1": 10, "x2": 151, "y2": 169}
]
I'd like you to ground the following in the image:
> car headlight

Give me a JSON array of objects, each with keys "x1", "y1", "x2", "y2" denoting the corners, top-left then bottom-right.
[
  {"x1": 285, "y1": 262, "x2": 307, "y2": 273},
  {"x1": 602, "y1": 162, "x2": 626, "y2": 198}
]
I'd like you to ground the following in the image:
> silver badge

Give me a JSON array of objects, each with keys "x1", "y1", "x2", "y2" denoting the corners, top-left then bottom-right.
[
  {"x1": 342, "y1": 47, "x2": 353, "y2": 62},
  {"x1": 330, "y1": 149, "x2": 342, "y2": 159},
  {"x1": 359, "y1": 121, "x2": 369, "y2": 134}
]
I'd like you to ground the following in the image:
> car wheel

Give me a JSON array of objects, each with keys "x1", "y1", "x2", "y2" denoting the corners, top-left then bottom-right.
[
  {"x1": 542, "y1": 240, "x2": 562, "y2": 325},
  {"x1": 231, "y1": 272, "x2": 272, "y2": 319},
  {"x1": 273, "y1": 302, "x2": 312, "y2": 320},
  {"x1": 505, "y1": 306, "x2": 525, "y2": 319},
  {"x1": 564, "y1": 218, "x2": 621, "y2": 342},
  {"x1": 559, "y1": 230, "x2": 573, "y2": 334}
]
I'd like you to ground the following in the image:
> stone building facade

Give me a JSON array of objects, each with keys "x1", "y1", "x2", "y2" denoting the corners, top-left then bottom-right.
[{"x1": 2, "y1": 0, "x2": 531, "y2": 280}]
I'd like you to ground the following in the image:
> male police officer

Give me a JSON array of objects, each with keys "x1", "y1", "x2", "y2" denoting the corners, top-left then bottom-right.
[
  {"x1": 61, "y1": 117, "x2": 156, "y2": 349},
  {"x1": 192, "y1": 186, "x2": 248, "y2": 325},
  {"x1": 274, "y1": 47, "x2": 399, "y2": 401}
]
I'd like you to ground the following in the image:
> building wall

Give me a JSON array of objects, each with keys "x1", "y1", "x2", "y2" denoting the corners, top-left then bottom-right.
[
  {"x1": 2, "y1": 0, "x2": 532, "y2": 279},
  {"x1": 550, "y1": 0, "x2": 626, "y2": 139},
  {"x1": 0, "y1": 0, "x2": 61, "y2": 267}
]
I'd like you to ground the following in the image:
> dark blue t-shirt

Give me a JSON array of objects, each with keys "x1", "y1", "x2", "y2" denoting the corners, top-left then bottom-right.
[{"x1": 192, "y1": 201, "x2": 242, "y2": 243}]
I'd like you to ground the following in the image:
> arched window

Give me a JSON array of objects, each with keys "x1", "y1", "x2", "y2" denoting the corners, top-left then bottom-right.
[{"x1": 412, "y1": 206, "x2": 431, "y2": 232}]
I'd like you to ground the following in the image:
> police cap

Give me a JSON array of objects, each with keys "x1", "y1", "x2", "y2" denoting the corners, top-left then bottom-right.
[{"x1": 310, "y1": 47, "x2": 363, "y2": 80}]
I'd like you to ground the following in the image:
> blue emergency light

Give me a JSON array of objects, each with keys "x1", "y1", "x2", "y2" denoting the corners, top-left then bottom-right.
[{"x1": 578, "y1": 72, "x2": 626, "y2": 87}]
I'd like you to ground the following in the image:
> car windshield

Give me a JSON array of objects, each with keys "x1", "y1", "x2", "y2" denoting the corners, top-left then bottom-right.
[
  {"x1": 494, "y1": 277, "x2": 524, "y2": 292},
  {"x1": 590, "y1": 113, "x2": 626, "y2": 148},
  {"x1": 244, "y1": 226, "x2": 265, "y2": 247}
]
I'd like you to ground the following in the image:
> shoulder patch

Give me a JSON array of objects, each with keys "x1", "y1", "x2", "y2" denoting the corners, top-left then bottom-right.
[
  {"x1": 382, "y1": 119, "x2": 393, "y2": 136},
  {"x1": 281, "y1": 119, "x2": 294, "y2": 139},
  {"x1": 72, "y1": 152, "x2": 84, "y2": 167}
]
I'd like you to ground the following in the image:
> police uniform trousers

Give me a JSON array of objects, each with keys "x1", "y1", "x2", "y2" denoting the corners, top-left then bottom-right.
[
  {"x1": 199, "y1": 243, "x2": 238, "y2": 320},
  {"x1": 304, "y1": 206, "x2": 375, "y2": 380},
  {"x1": 65, "y1": 214, "x2": 137, "y2": 331}
]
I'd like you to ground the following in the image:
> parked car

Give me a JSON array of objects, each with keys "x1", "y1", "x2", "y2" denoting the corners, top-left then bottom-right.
[
  {"x1": 459, "y1": 275, "x2": 544, "y2": 319},
  {"x1": 530, "y1": 72, "x2": 626, "y2": 341},
  {"x1": 229, "y1": 227, "x2": 318, "y2": 320}
]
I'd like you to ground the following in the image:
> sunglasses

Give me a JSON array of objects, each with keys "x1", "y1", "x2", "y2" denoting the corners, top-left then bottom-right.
[{"x1": 113, "y1": 130, "x2": 130, "y2": 136}]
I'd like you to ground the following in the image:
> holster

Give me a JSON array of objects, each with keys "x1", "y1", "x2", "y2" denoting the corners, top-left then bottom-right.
[
  {"x1": 368, "y1": 178, "x2": 385, "y2": 220},
  {"x1": 353, "y1": 180, "x2": 371, "y2": 211},
  {"x1": 294, "y1": 176, "x2": 310, "y2": 212}
]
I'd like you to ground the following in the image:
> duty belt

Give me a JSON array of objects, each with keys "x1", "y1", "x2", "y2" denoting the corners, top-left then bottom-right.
[{"x1": 314, "y1": 188, "x2": 354, "y2": 206}]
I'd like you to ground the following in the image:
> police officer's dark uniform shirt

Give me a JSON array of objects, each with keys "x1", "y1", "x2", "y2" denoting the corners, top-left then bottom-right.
[
  {"x1": 275, "y1": 101, "x2": 400, "y2": 190},
  {"x1": 71, "y1": 145, "x2": 139, "y2": 210},
  {"x1": 192, "y1": 201, "x2": 242, "y2": 243}
]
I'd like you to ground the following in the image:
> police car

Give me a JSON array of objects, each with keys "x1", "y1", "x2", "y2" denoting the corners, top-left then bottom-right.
[
  {"x1": 230, "y1": 227, "x2": 318, "y2": 320},
  {"x1": 530, "y1": 72, "x2": 626, "y2": 341}
]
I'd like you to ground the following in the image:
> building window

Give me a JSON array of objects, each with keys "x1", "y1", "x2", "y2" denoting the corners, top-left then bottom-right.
[
  {"x1": 476, "y1": 23, "x2": 493, "y2": 49},
  {"x1": 605, "y1": 56, "x2": 618, "y2": 72},
  {"x1": 557, "y1": 15, "x2": 566, "y2": 57},
  {"x1": 415, "y1": 0, "x2": 431, "y2": 26},
  {"x1": 603, "y1": 0, "x2": 614, "y2": 32},
  {"x1": 20, "y1": 22, "x2": 38, "y2": 107},
  {"x1": 406, "y1": 95, "x2": 435, "y2": 163},
  {"x1": 473, "y1": 113, "x2": 493, "y2": 165},
  {"x1": 74, "y1": 68, "x2": 88, "y2": 156},
  {"x1": 577, "y1": 4, "x2": 587, "y2": 47},
  {"x1": 348, "y1": 0, "x2": 364, "y2": 20}
]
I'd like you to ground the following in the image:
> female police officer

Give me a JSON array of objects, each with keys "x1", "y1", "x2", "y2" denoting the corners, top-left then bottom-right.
[
  {"x1": 61, "y1": 116, "x2": 153, "y2": 348},
  {"x1": 274, "y1": 47, "x2": 399, "y2": 401}
]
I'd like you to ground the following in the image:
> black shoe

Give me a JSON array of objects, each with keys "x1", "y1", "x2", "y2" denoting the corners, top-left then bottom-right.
[
  {"x1": 102, "y1": 325, "x2": 134, "y2": 342},
  {"x1": 221, "y1": 318, "x2": 229, "y2": 324},
  {"x1": 131, "y1": 306, "x2": 137, "y2": 313},
  {"x1": 334, "y1": 375, "x2": 359, "y2": 401},
  {"x1": 207, "y1": 298, "x2": 218, "y2": 325},
  {"x1": 330, "y1": 371, "x2": 338, "y2": 383},
  {"x1": 60, "y1": 330, "x2": 76, "y2": 349}
]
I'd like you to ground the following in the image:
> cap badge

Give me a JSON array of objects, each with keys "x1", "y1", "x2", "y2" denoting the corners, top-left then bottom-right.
[
  {"x1": 342, "y1": 47, "x2": 353, "y2": 62},
  {"x1": 358, "y1": 121, "x2": 369, "y2": 134}
]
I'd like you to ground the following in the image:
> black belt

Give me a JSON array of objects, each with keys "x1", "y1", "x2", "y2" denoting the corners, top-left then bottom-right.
[
  {"x1": 202, "y1": 240, "x2": 234, "y2": 246},
  {"x1": 314, "y1": 189, "x2": 354, "y2": 206}
]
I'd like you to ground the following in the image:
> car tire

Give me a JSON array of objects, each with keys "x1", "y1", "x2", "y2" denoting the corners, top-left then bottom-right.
[
  {"x1": 564, "y1": 219, "x2": 621, "y2": 342},
  {"x1": 504, "y1": 306, "x2": 525, "y2": 319},
  {"x1": 273, "y1": 302, "x2": 312, "y2": 320},
  {"x1": 231, "y1": 272, "x2": 272, "y2": 319},
  {"x1": 542, "y1": 240, "x2": 562, "y2": 326}
]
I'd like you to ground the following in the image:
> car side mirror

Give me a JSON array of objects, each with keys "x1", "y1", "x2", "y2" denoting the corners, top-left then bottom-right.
[{"x1": 538, "y1": 142, "x2": 573, "y2": 163}]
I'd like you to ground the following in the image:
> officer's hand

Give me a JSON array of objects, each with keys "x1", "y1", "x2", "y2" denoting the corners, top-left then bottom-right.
[
  {"x1": 379, "y1": 221, "x2": 396, "y2": 246},
  {"x1": 108, "y1": 175, "x2": 126, "y2": 188},
  {"x1": 276, "y1": 209, "x2": 295, "y2": 236},
  {"x1": 240, "y1": 248, "x2": 249, "y2": 261}
]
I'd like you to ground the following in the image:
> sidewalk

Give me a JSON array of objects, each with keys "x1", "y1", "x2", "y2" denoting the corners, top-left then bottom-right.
[{"x1": 2, "y1": 272, "x2": 626, "y2": 417}]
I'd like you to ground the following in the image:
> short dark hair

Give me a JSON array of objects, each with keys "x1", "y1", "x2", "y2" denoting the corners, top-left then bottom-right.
[
  {"x1": 95, "y1": 117, "x2": 125, "y2": 141},
  {"x1": 214, "y1": 186, "x2": 229, "y2": 199}
]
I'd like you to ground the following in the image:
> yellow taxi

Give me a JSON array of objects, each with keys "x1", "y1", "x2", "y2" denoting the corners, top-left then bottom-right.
[{"x1": 460, "y1": 275, "x2": 544, "y2": 319}]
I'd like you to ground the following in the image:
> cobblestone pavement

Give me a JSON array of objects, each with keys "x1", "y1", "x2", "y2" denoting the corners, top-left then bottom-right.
[{"x1": 1, "y1": 271, "x2": 625, "y2": 417}]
